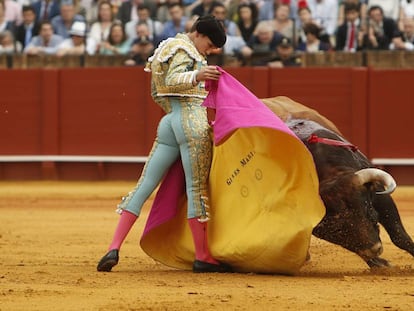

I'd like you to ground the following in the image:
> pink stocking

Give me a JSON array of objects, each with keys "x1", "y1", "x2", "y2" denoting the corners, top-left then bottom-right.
[
  {"x1": 188, "y1": 218, "x2": 219, "y2": 264},
  {"x1": 108, "y1": 210, "x2": 138, "y2": 251}
]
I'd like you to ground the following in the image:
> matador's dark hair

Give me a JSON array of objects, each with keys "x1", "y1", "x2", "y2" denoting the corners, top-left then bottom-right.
[{"x1": 190, "y1": 15, "x2": 226, "y2": 48}]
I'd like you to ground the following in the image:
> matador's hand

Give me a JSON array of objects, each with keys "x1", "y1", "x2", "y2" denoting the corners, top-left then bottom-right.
[{"x1": 196, "y1": 66, "x2": 221, "y2": 82}]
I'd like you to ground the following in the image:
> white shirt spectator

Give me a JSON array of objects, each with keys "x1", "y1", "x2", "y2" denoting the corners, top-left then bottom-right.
[
  {"x1": 56, "y1": 36, "x2": 97, "y2": 55},
  {"x1": 307, "y1": 0, "x2": 339, "y2": 36},
  {"x1": 4, "y1": 0, "x2": 23, "y2": 26},
  {"x1": 89, "y1": 22, "x2": 111, "y2": 44},
  {"x1": 400, "y1": 0, "x2": 414, "y2": 19},
  {"x1": 223, "y1": 35, "x2": 252, "y2": 57},
  {"x1": 24, "y1": 33, "x2": 64, "y2": 54}
]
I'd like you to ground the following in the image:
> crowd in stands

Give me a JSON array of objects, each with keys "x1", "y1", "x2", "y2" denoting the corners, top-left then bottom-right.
[{"x1": 0, "y1": 0, "x2": 414, "y2": 67}]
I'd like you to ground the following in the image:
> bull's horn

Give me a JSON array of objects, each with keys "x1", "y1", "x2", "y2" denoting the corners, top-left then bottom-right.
[{"x1": 355, "y1": 168, "x2": 397, "y2": 194}]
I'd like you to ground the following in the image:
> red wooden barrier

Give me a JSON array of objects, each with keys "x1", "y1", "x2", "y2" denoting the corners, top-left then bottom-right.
[
  {"x1": 0, "y1": 67, "x2": 413, "y2": 183},
  {"x1": 267, "y1": 67, "x2": 369, "y2": 153},
  {"x1": 0, "y1": 69, "x2": 42, "y2": 179},
  {"x1": 368, "y1": 69, "x2": 414, "y2": 157},
  {"x1": 367, "y1": 68, "x2": 414, "y2": 184}
]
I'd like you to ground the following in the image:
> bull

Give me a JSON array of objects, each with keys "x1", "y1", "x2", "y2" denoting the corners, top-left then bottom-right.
[{"x1": 262, "y1": 96, "x2": 414, "y2": 268}]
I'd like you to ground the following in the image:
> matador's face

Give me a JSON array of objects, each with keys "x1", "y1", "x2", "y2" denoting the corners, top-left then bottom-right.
[{"x1": 193, "y1": 32, "x2": 217, "y2": 56}]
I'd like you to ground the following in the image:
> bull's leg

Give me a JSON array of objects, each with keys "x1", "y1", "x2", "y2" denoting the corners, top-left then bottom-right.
[
  {"x1": 366, "y1": 257, "x2": 391, "y2": 268},
  {"x1": 374, "y1": 194, "x2": 414, "y2": 257}
]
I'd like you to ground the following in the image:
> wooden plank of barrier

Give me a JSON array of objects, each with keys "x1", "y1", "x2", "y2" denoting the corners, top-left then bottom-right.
[
  {"x1": 0, "y1": 54, "x2": 8, "y2": 68},
  {"x1": 25, "y1": 54, "x2": 44, "y2": 68},
  {"x1": 11, "y1": 54, "x2": 25, "y2": 69},
  {"x1": 301, "y1": 51, "x2": 363, "y2": 67},
  {"x1": 84, "y1": 55, "x2": 130, "y2": 67},
  {"x1": 402, "y1": 52, "x2": 414, "y2": 68},
  {"x1": 365, "y1": 51, "x2": 405, "y2": 68}
]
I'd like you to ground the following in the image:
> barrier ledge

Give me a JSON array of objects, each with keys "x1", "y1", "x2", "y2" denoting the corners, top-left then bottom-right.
[
  {"x1": 0, "y1": 155, "x2": 148, "y2": 163},
  {"x1": 371, "y1": 158, "x2": 414, "y2": 166}
]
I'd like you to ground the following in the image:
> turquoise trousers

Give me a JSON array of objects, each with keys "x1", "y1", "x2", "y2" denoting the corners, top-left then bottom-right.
[{"x1": 117, "y1": 98, "x2": 212, "y2": 219}]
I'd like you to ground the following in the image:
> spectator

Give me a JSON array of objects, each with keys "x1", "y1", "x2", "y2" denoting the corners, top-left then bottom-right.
[
  {"x1": 399, "y1": 0, "x2": 414, "y2": 30},
  {"x1": 32, "y1": 0, "x2": 60, "y2": 23},
  {"x1": 257, "y1": 3, "x2": 294, "y2": 41},
  {"x1": 4, "y1": 0, "x2": 23, "y2": 26},
  {"x1": 191, "y1": 0, "x2": 221, "y2": 18},
  {"x1": 236, "y1": 2, "x2": 259, "y2": 43},
  {"x1": 211, "y1": 2, "x2": 240, "y2": 36},
  {"x1": 307, "y1": 0, "x2": 338, "y2": 41},
  {"x1": 116, "y1": 0, "x2": 157, "y2": 25},
  {"x1": 367, "y1": 0, "x2": 400, "y2": 21},
  {"x1": 0, "y1": 0, "x2": 14, "y2": 33},
  {"x1": 248, "y1": 21, "x2": 284, "y2": 53},
  {"x1": 125, "y1": 4, "x2": 163, "y2": 40},
  {"x1": 116, "y1": 0, "x2": 141, "y2": 25},
  {"x1": 73, "y1": 0, "x2": 87, "y2": 18},
  {"x1": 225, "y1": 0, "x2": 245, "y2": 23},
  {"x1": 336, "y1": 2, "x2": 364, "y2": 52},
  {"x1": 184, "y1": 13, "x2": 199, "y2": 31},
  {"x1": 110, "y1": 0, "x2": 123, "y2": 18},
  {"x1": 338, "y1": 0, "x2": 367, "y2": 27},
  {"x1": 258, "y1": 0, "x2": 281, "y2": 21},
  {"x1": 51, "y1": 1, "x2": 86, "y2": 39},
  {"x1": 56, "y1": 21, "x2": 96, "y2": 55},
  {"x1": 80, "y1": 0, "x2": 99, "y2": 24},
  {"x1": 159, "y1": 3, "x2": 188, "y2": 40},
  {"x1": 0, "y1": 29, "x2": 21, "y2": 53},
  {"x1": 98, "y1": 20, "x2": 131, "y2": 54},
  {"x1": 156, "y1": 0, "x2": 182, "y2": 23},
  {"x1": 296, "y1": 2, "x2": 331, "y2": 46},
  {"x1": 15, "y1": 5, "x2": 40, "y2": 52},
  {"x1": 289, "y1": 0, "x2": 301, "y2": 25},
  {"x1": 296, "y1": 22, "x2": 331, "y2": 52},
  {"x1": 389, "y1": 17, "x2": 414, "y2": 50},
  {"x1": 361, "y1": 5, "x2": 400, "y2": 49},
  {"x1": 266, "y1": 36, "x2": 302, "y2": 67},
  {"x1": 125, "y1": 22, "x2": 155, "y2": 65},
  {"x1": 89, "y1": 0, "x2": 115, "y2": 45},
  {"x1": 182, "y1": 0, "x2": 197, "y2": 6},
  {"x1": 24, "y1": 20, "x2": 63, "y2": 54},
  {"x1": 401, "y1": 17, "x2": 414, "y2": 43},
  {"x1": 221, "y1": 17, "x2": 253, "y2": 59},
  {"x1": 296, "y1": 4, "x2": 314, "y2": 45}
]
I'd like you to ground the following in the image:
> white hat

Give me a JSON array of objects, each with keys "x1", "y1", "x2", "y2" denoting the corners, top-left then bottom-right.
[{"x1": 69, "y1": 21, "x2": 87, "y2": 37}]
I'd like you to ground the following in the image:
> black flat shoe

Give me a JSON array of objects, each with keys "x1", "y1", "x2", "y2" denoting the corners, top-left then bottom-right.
[
  {"x1": 97, "y1": 249, "x2": 119, "y2": 272},
  {"x1": 192, "y1": 260, "x2": 233, "y2": 273}
]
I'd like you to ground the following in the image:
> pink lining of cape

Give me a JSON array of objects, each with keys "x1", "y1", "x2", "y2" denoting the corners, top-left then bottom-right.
[{"x1": 203, "y1": 67, "x2": 297, "y2": 144}]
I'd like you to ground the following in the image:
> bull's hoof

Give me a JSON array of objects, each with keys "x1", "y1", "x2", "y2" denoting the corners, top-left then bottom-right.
[{"x1": 366, "y1": 257, "x2": 391, "y2": 269}]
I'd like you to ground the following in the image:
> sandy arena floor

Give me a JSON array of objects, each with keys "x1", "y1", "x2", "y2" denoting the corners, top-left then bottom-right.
[{"x1": 1, "y1": 181, "x2": 414, "y2": 311}]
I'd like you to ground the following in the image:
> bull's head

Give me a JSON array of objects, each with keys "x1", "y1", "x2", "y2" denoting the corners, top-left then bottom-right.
[{"x1": 312, "y1": 168, "x2": 396, "y2": 264}]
